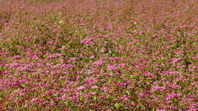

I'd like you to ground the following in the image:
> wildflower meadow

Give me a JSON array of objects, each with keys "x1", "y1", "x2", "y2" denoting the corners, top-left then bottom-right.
[{"x1": 0, "y1": 0, "x2": 197, "y2": 110}]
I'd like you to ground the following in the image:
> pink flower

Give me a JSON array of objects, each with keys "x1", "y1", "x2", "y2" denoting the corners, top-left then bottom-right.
[
  {"x1": 143, "y1": 71, "x2": 154, "y2": 77},
  {"x1": 80, "y1": 38, "x2": 94, "y2": 45},
  {"x1": 157, "y1": 109, "x2": 167, "y2": 111},
  {"x1": 107, "y1": 64, "x2": 118, "y2": 71},
  {"x1": 90, "y1": 55, "x2": 95, "y2": 59},
  {"x1": 47, "y1": 89, "x2": 56, "y2": 94},
  {"x1": 47, "y1": 53, "x2": 63, "y2": 59},
  {"x1": 93, "y1": 59, "x2": 103, "y2": 66},
  {"x1": 9, "y1": 63, "x2": 20, "y2": 69},
  {"x1": 131, "y1": 101, "x2": 135, "y2": 106},
  {"x1": 169, "y1": 71, "x2": 179, "y2": 75},
  {"x1": 122, "y1": 96, "x2": 130, "y2": 102},
  {"x1": 17, "y1": 67, "x2": 30, "y2": 72},
  {"x1": 12, "y1": 55, "x2": 21, "y2": 59},
  {"x1": 77, "y1": 86, "x2": 85, "y2": 90},
  {"x1": 172, "y1": 58, "x2": 181, "y2": 64},
  {"x1": 67, "y1": 57, "x2": 76, "y2": 62},
  {"x1": 151, "y1": 84, "x2": 166, "y2": 92},
  {"x1": 166, "y1": 92, "x2": 181, "y2": 100},
  {"x1": 31, "y1": 98, "x2": 44, "y2": 103},
  {"x1": 91, "y1": 86, "x2": 99, "y2": 89}
]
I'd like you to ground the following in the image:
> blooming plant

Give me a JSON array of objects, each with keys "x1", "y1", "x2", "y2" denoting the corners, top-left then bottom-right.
[{"x1": 0, "y1": 0, "x2": 197, "y2": 110}]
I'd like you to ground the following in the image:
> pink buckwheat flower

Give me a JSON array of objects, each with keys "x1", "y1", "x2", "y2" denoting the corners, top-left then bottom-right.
[
  {"x1": 91, "y1": 86, "x2": 99, "y2": 89},
  {"x1": 93, "y1": 59, "x2": 103, "y2": 66},
  {"x1": 107, "y1": 64, "x2": 118, "y2": 71},
  {"x1": 67, "y1": 57, "x2": 76, "y2": 62},
  {"x1": 172, "y1": 58, "x2": 181, "y2": 64},
  {"x1": 131, "y1": 101, "x2": 135, "y2": 106},
  {"x1": 80, "y1": 38, "x2": 94, "y2": 45},
  {"x1": 77, "y1": 86, "x2": 85, "y2": 90}
]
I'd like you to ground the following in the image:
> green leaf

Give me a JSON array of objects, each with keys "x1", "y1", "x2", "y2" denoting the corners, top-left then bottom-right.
[
  {"x1": 93, "y1": 96, "x2": 97, "y2": 101},
  {"x1": 85, "y1": 70, "x2": 91, "y2": 74},
  {"x1": 172, "y1": 98, "x2": 178, "y2": 102},
  {"x1": 0, "y1": 92, "x2": 5, "y2": 98},
  {"x1": 21, "y1": 83, "x2": 32, "y2": 88},
  {"x1": 114, "y1": 103, "x2": 121, "y2": 109},
  {"x1": 130, "y1": 75, "x2": 139, "y2": 79}
]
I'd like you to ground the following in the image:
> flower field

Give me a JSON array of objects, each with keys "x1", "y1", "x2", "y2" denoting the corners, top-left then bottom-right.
[{"x1": 0, "y1": 0, "x2": 198, "y2": 110}]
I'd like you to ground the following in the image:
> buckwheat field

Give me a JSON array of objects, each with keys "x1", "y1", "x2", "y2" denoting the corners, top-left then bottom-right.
[{"x1": 0, "y1": 0, "x2": 197, "y2": 110}]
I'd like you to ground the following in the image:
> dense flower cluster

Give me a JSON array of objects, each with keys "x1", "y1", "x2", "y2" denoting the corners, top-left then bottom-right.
[{"x1": 0, "y1": 0, "x2": 197, "y2": 110}]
